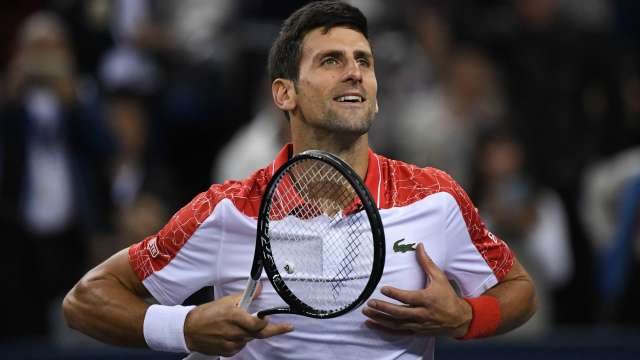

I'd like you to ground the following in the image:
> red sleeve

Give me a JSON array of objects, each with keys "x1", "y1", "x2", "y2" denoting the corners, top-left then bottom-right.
[
  {"x1": 433, "y1": 168, "x2": 514, "y2": 281},
  {"x1": 128, "y1": 190, "x2": 219, "y2": 281}
]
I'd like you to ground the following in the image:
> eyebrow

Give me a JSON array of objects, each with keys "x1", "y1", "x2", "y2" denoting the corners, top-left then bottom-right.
[
  {"x1": 354, "y1": 50, "x2": 373, "y2": 62},
  {"x1": 314, "y1": 49, "x2": 374, "y2": 63}
]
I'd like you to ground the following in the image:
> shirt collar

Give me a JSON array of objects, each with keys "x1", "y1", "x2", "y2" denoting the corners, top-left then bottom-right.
[{"x1": 270, "y1": 143, "x2": 382, "y2": 207}]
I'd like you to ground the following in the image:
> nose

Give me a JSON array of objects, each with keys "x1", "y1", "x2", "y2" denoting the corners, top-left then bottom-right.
[{"x1": 343, "y1": 59, "x2": 363, "y2": 84}]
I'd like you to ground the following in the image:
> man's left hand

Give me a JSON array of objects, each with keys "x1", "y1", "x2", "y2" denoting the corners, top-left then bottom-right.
[{"x1": 362, "y1": 243, "x2": 472, "y2": 338}]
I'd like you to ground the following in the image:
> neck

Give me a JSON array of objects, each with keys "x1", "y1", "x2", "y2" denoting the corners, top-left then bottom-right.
[{"x1": 291, "y1": 127, "x2": 369, "y2": 180}]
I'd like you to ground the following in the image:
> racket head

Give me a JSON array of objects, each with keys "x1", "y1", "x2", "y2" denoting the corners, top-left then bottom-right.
[{"x1": 257, "y1": 150, "x2": 385, "y2": 319}]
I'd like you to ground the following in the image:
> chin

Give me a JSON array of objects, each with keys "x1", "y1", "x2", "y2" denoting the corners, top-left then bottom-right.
[
  {"x1": 327, "y1": 110, "x2": 375, "y2": 133},
  {"x1": 327, "y1": 118, "x2": 372, "y2": 135},
  {"x1": 346, "y1": 115, "x2": 375, "y2": 134}
]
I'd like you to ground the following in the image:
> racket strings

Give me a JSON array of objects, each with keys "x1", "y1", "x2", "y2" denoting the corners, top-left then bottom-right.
[{"x1": 267, "y1": 159, "x2": 375, "y2": 312}]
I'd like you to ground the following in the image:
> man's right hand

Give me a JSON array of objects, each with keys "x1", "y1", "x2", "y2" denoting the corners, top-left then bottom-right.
[{"x1": 184, "y1": 286, "x2": 294, "y2": 357}]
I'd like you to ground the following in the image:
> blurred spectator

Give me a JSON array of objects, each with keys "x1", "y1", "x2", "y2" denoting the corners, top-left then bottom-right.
[
  {"x1": 89, "y1": 91, "x2": 171, "y2": 264},
  {"x1": 498, "y1": 0, "x2": 621, "y2": 188},
  {"x1": 581, "y1": 147, "x2": 640, "y2": 323},
  {"x1": 368, "y1": 2, "x2": 449, "y2": 156},
  {"x1": 493, "y1": 0, "x2": 623, "y2": 324},
  {"x1": 0, "y1": 11, "x2": 110, "y2": 339},
  {"x1": 53, "y1": 0, "x2": 115, "y2": 75},
  {"x1": 472, "y1": 129, "x2": 573, "y2": 336},
  {"x1": 391, "y1": 46, "x2": 504, "y2": 188},
  {"x1": 211, "y1": 81, "x2": 289, "y2": 183},
  {"x1": 115, "y1": 0, "x2": 239, "y2": 204},
  {"x1": 0, "y1": 0, "x2": 43, "y2": 72}
]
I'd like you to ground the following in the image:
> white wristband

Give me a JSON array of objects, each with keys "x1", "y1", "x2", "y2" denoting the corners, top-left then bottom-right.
[{"x1": 143, "y1": 304, "x2": 196, "y2": 353}]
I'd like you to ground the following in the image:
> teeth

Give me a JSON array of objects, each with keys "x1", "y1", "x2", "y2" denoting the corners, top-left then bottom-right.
[{"x1": 337, "y1": 95, "x2": 363, "y2": 102}]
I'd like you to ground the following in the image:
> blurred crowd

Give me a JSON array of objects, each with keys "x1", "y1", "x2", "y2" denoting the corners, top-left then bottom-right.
[{"x1": 1, "y1": 0, "x2": 639, "y2": 345}]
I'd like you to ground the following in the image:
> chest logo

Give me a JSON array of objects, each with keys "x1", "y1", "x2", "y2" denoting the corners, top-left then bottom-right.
[{"x1": 393, "y1": 238, "x2": 416, "y2": 253}]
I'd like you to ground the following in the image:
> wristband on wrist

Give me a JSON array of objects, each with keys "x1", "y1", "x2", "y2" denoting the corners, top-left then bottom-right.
[
  {"x1": 143, "y1": 304, "x2": 196, "y2": 353},
  {"x1": 458, "y1": 295, "x2": 501, "y2": 340}
]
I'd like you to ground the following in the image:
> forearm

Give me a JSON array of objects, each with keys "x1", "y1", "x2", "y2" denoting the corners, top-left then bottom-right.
[
  {"x1": 63, "y1": 249, "x2": 150, "y2": 347},
  {"x1": 483, "y1": 259, "x2": 537, "y2": 335}
]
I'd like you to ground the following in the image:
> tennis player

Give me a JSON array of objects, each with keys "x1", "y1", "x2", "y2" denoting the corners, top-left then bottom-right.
[{"x1": 63, "y1": 1, "x2": 536, "y2": 358}]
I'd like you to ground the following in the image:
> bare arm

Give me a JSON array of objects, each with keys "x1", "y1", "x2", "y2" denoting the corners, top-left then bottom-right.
[
  {"x1": 63, "y1": 248, "x2": 294, "y2": 355},
  {"x1": 62, "y1": 248, "x2": 151, "y2": 347},
  {"x1": 362, "y1": 243, "x2": 536, "y2": 338},
  {"x1": 484, "y1": 257, "x2": 537, "y2": 335}
]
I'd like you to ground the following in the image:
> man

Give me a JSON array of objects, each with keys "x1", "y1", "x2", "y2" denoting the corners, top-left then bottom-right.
[{"x1": 63, "y1": 1, "x2": 536, "y2": 359}]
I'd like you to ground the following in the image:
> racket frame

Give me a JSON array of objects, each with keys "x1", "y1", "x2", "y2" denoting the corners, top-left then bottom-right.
[{"x1": 243, "y1": 150, "x2": 385, "y2": 319}]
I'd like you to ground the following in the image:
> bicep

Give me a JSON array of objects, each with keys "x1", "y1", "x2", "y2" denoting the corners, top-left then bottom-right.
[
  {"x1": 86, "y1": 248, "x2": 150, "y2": 298},
  {"x1": 484, "y1": 257, "x2": 533, "y2": 297},
  {"x1": 483, "y1": 257, "x2": 537, "y2": 334}
]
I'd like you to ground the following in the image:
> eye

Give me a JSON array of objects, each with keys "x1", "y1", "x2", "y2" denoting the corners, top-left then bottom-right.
[
  {"x1": 322, "y1": 57, "x2": 339, "y2": 66},
  {"x1": 357, "y1": 57, "x2": 371, "y2": 67}
]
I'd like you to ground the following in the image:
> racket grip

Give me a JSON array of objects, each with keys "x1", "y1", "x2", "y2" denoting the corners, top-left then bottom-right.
[
  {"x1": 182, "y1": 279, "x2": 258, "y2": 360},
  {"x1": 238, "y1": 278, "x2": 258, "y2": 310}
]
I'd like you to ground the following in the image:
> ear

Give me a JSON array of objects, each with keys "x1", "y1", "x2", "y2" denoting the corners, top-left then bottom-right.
[
  {"x1": 374, "y1": 100, "x2": 379, "y2": 114},
  {"x1": 272, "y1": 78, "x2": 296, "y2": 113}
]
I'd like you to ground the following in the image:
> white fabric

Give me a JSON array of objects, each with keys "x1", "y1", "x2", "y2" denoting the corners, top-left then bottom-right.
[
  {"x1": 111, "y1": 161, "x2": 144, "y2": 208},
  {"x1": 143, "y1": 304, "x2": 195, "y2": 353},
  {"x1": 525, "y1": 190, "x2": 573, "y2": 287},
  {"x1": 581, "y1": 147, "x2": 640, "y2": 251},
  {"x1": 393, "y1": 88, "x2": 476, "y2": 188},
  {"x1": 24, "y1": 88, "x2": 74, "y2": 234},
  {"x1": 212, "y1": 109, "x2": 283, "y2": 183},
  {"x1": 142, "y1": 192, "x2": 497, "y2": 359}
]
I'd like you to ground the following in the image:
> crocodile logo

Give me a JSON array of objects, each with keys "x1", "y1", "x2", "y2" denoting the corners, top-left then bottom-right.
[{"x1": 393, "y1": 238, "x2": 416, "y2": 253}]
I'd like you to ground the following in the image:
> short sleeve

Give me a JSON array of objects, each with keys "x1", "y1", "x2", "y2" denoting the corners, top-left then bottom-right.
[
  {"x1": 435, "y1": 170, "x2": 514, "y2": 297},
  {"x1": 128, "y1": 190, "x2": 224, "y2": 305}
]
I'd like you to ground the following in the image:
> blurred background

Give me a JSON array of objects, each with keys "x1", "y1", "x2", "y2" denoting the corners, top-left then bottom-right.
[{"x1": 1, "y1": 0, "x2": 639, "y2": 358}]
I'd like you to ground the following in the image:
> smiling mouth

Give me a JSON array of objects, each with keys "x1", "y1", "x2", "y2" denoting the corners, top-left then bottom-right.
[{"x1": 333, "y1": 95, "x2": 365, "y2": 103}]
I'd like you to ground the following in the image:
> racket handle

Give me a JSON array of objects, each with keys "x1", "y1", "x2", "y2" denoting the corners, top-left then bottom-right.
[
  {"x1": 182, "y1": 279, "x2": 258, "y2": 360},
  {"x1": 238, "y1": 278, "x2": 258, "y2": 310}
]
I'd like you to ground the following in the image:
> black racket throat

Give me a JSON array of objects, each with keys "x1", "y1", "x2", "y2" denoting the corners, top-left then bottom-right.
[{"x1": 249, "y1": 150, "x2": 385, "y2": 319}]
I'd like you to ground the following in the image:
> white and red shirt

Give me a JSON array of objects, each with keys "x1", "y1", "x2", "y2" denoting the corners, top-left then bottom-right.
[{"x1": 129, "y1": 144, "x2": 513, "y2": 359}]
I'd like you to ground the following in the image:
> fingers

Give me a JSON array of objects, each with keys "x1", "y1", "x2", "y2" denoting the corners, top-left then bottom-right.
[
  {"x1": 363, "y1": 302, "x2": 425, "y2": 328},
  {"x1": 222, "y1": 292, "x2": 245, "y2": 307},
  {"x1": 379, "y1": 286, "x2": 424, "y2": 306},
  {"x1": 232, "y1": 312, "x2": 293, "y2": 339},
  {"x1": 366, "y1": 299, "x2": 424, "y2": 321},
  {"x1": 416, "y1": 244, "x2": 442, "y2": 280},
  {"x1": 232, "y1": 308, "x2": 269, "y2": 332},
  {"x1": 362, "y1": 307, "x2": 422, "y2": 333},
  {"x1": 363, "y1": 305, "x2": 402, "y2": 324},
  {"x1": 254, "y1": 321, "x2": 295, "y2": 339},
  {"x1": 225, "y1": 284, "x2": 293, "y2": 337},
  {"x1": 186, "y1": 289, "x2": 293, "y2": 356},
  {"x1": 363, "y1": 306, "x2": 444, "y2": 336},
  {"x1": 374, "y1": 245, "x2": 445, "y2": 307}
]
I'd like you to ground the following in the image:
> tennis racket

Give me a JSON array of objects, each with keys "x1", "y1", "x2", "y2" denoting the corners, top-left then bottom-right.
[{"x1": 185, "y1": 150, "x2": 385, "y2": 358}]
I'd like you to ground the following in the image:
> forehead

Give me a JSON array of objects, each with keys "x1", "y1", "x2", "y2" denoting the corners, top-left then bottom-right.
[{"x1": 300, "y1": 26, "x2": 372, "y2": 61}]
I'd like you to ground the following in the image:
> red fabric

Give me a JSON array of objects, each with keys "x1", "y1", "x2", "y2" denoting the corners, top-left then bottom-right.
[
  {"x1": 129, "y1": 143, "x2": 514, "y2": 283},
  {"x1": 128, "y1": 171, "x2": 270, "y2": 281},
  {"x1": 459, "y1": 296, "x2": 501, "y2": 340},
  {"x1": 377, "y1": 158, "x2": 514, "y2": 281}
]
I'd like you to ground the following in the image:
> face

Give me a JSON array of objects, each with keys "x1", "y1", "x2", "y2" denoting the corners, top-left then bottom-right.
[{"x1": 292, "y1": 26, "x2": 378, "y2": 135}]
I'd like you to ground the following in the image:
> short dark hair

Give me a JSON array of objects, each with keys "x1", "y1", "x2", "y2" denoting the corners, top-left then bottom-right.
[{"x1": 268, "y1": 0, "x2": 369, "y2": 83}]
